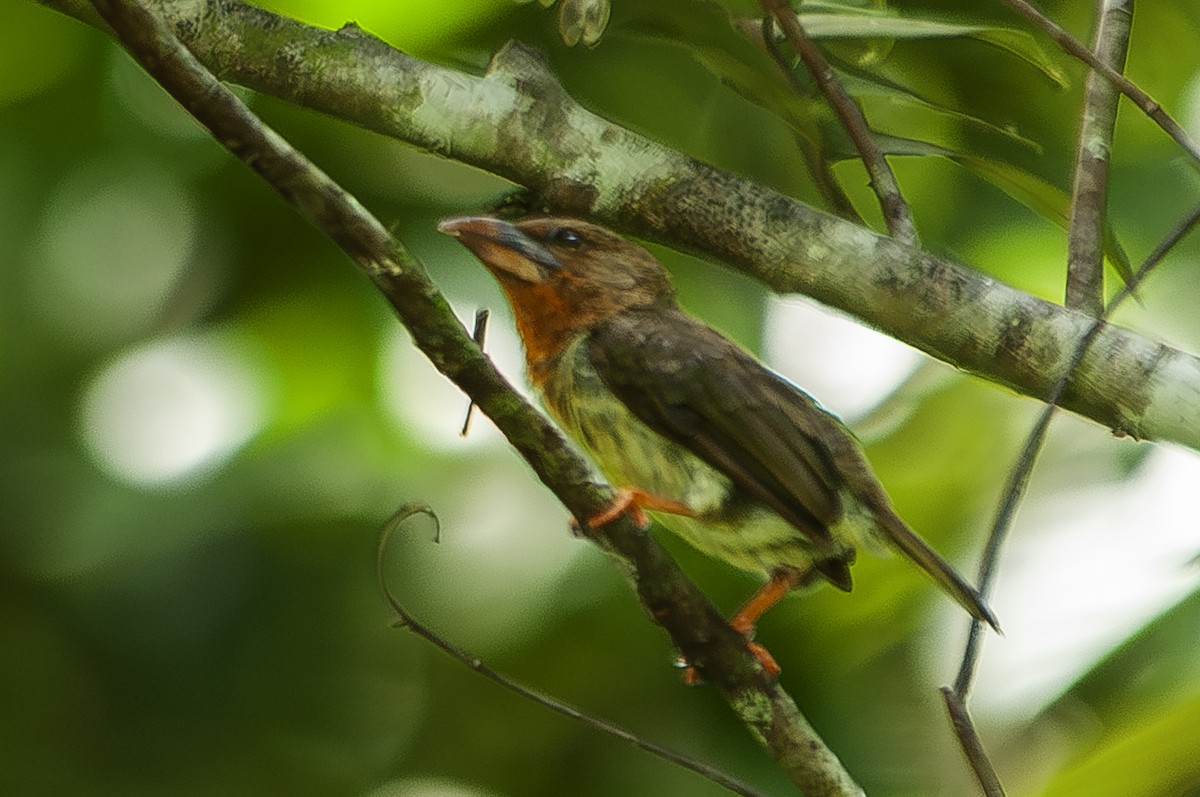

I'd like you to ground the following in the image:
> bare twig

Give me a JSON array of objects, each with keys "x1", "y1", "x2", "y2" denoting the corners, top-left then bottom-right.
[
  {"x1": 955, "y1": 201, "x2": 1200, "y2": 698},
  {"x1": 377, "y1": 506, "x2": 769, "y2": 797},
  {"x1": 87, "y1": 1, "x2": 863, "y2": 793},
  {"x1": 760, "y1": 0, "x2": 918, "y2": 244},
  {"x1": 999, "y1": 0, "x2": 1200, "y2": 165},
  {"x1": 759, "y1": 15, "x2": 864, "y2": 224},
  {"x1": 1066, "y1": 0, "x2": 1134, "y2": 315},
  {"x1": 460, "y1": 308, "x2": 491, "y2": 436},
  {"x1": 947, "y1": 203, "x2": 1200, "y2": 791},
  {"x1": 941, "y1": 688, "x2": 1006, "y2": 797}
]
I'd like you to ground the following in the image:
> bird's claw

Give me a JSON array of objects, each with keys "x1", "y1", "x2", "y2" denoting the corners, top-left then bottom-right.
[
  {"x1": 745, "y1": 640, "x2": 782, "y2": 680},
  {"x1": 587, "y1": 487, "x2": 694, "y2": 531},
  {"x1": 674, "y1": 636, "x2": 782, "y2": 686},
  {"x1": 676, "y1": 656, "x2": 705, "y2": 687}
]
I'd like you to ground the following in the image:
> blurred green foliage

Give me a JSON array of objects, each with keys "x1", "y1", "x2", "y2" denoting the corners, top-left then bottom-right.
[{"x1": 4, "y1": 1, "x2": 1200, "y2": 795}]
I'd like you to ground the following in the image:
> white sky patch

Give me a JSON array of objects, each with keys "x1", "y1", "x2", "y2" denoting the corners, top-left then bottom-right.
[
  {"x1": 763, "y1": 295, "x2": 922, "y2": 419},
  {"x1": 377, "y1": 304, "x2": 530, "y2": 451},
  {"x1": 80, "y1": 330, "x2": 269, "y2": 487},
  {"x1": 957, "y1": 445, "x2": 1200, "y2": 723}
]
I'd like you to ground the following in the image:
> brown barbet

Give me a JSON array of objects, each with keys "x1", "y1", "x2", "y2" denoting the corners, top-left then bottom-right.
[{"x1": 440, "y1": 215, "x2": 996, "y2": 676}]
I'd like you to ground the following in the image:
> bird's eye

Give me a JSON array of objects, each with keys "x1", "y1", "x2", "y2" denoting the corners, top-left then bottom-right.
[{"x1": 549, "y1": 227, "x2": 583, "y2": 247}]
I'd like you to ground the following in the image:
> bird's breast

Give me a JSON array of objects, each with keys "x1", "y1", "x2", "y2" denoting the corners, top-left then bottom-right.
[
  {"x1": 535, "y1": 337, "x2": 859, "y2": 578},
  {"x1": 536, "y1": 337, "x2": 732, "y2": 516}
]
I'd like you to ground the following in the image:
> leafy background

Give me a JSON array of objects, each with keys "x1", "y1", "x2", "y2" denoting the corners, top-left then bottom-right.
[{"x1": 3, "y1": 0, "x2": 1200, "y2": 795}]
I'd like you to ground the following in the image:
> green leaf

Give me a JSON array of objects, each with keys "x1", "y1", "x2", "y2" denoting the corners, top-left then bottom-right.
[
  {"x1": 1038, "y1": 692, "x2": 1200, "y2": 797},
  {"x1": 970, "y1": 27, "x2": 1070, "y2": 89},
  {"x1": 613, "y1": 0, "x2": 823, "y2": 143},
  {"x1": 817, "y1": 135, "x2": 1134, "y2": 287},
  {"x1": 837, "y1": 69, "x2": 1042, "y2": 152},
  {"x1": 746, "y1": 10, "x2": 1070, "y2": 87},
  {"x1": 954, "y1": 156, "x2": 1135, "y2": 287}
]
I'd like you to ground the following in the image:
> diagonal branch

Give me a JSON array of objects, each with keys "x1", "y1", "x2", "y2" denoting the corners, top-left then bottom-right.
[
  {"x1": 1066, "y1": 0, "x2": 1135, "y2": 315},
  {"x1": 84, "y1": 0, "x2": 862, "y2": 793},
  {"x1": 998, "y1": 0, "x2": 1200, "y2": 164},
  {"x1": 36, "y1": 0, "x2": 1200, "y2": 449},
  {"x1": 760, "y1": 0, "x2": 918, "y2": 244}
]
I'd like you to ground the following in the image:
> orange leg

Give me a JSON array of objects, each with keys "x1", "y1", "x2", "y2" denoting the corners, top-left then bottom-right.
[
  {"x1": 729, "y1": 569, "x2": 804, "y2": 637},
  {"x1": 683, "y1": 569, "x2": 806, "y2": 684},
  {"x1": 587, "y1": 487, "x2": 694, "y2": 530}
]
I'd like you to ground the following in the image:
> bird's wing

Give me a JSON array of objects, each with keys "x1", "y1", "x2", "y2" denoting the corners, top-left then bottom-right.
[
  {"x1": 588, "y1": 309, "x2": 998, "y2": 626},
  {"x1": 587, "y1": 308, "x2": 850, "y2": 548}
]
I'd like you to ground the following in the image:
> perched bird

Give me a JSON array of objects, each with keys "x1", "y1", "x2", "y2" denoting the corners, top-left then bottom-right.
[{"x1": 439, "y1": 214, "x2": 996, "y2": 676}]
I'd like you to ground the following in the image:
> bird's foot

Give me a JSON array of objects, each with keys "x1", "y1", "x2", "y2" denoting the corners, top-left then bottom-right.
[
  {"x1": 745, "y1": 640, "x2": 782, "y2": 679},
  {"x1": 586, "y1": 487, "x2": 693, "y2": 530},
  {"x1": 684, "y1": 570, "x2": 802, "y2": 683},
  {"x1": 676, "y1": 637, "x2": 782, "y2": 686}
]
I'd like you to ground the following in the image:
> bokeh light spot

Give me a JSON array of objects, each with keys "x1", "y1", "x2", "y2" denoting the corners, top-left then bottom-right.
[
  {"x1": 764, "y1": 295, "x2": 922, "y2": 419},
  {"x1": 378, "y1": 305, "x2": 529, "y2": 451},
  {"x1": 34, "y1": 161, "x2": 197, "y2": 348},
  {"x1": 80, "y1": 331, "x2": 270, "y2": 487},
  {"x1": 954, "y1": 445, "x2": 1200, "y2": 723}
]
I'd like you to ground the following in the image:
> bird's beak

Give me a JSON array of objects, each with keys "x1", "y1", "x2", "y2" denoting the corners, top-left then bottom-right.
[{"x1": 438, "y1": 215, "x2": 561, "y2": 282}]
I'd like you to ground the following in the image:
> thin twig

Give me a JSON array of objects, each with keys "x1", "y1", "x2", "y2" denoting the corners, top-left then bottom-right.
[
  {"x1": 460, "y1": 308, "x2": 490, "y2": 436},
  {"x1": 760, "y1": 0, "x2": 918, "y2": 244},
  {"x1": 759, "y1": 15, "x2": 864, "y2": 224},
  {"x1": 87, "y1": 2, "x2": 864, "y2": 793},
  {"x1": 947, "y1": 202, "x2": 1200, "y2": 793},
  {"x1": 954, "y1": 201, "x2": 1200, "y2": 699},
  {"x1": 998, "y1": 0, "x2": 1200, "y2": 165},
  {"x1": 1066, "y1": 0, "x2": 1134, "y2": 315},
  {"x1": 376, "y1": 506, "x2": 769, "y2": 797},
  {"x1": 941, "y1": 689, "x2": 1006, "y2": 797}
]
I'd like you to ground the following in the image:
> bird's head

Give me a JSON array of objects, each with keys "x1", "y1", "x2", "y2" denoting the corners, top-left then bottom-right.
[{"x1": 439, "y1": 215, "x2": 675, "y2": 371}]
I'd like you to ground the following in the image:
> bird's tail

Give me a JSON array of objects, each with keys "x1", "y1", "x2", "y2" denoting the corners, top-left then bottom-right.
[{"x1": 877, "y1": 507, "x2": 999, "y2": 630}]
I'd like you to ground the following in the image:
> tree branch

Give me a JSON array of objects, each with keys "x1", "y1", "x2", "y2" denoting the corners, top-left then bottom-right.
[
  {"x1": 38, "y1": 0, "x2": 1200, "y2": 454},
  {"x1": 82, "y1": 0, "x2": 863, "y2": 792},
  {"x1": 1066, "y1": 0, "x2": 1134, "y2": 315}
]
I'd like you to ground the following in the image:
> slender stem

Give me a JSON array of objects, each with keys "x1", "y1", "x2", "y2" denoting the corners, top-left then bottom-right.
[
  {"x1": 460, "y1": 308, "x2": 491, "y2": 436},
  {"x1": 86, "y1": 1, "x2": 863, "y2": 793},
  {"x1": 1066, "y1": 0, "x2": 1134, "y2": 315},
  {"x1": 759, "y1": 15, "x2": 864, "y2": 224},
  {"x1": 998, "y1": 0, "x2": 1200, "y2": 165},
  {"x1": 941, "y1": 688, "x2": 1006, "y2": 797},
  {"x1": 760, "y1": 0, "x2": 918, "y2": 244},
  {"x1": 376, "y1": 506, "x2": 770, "y2": 797}
]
